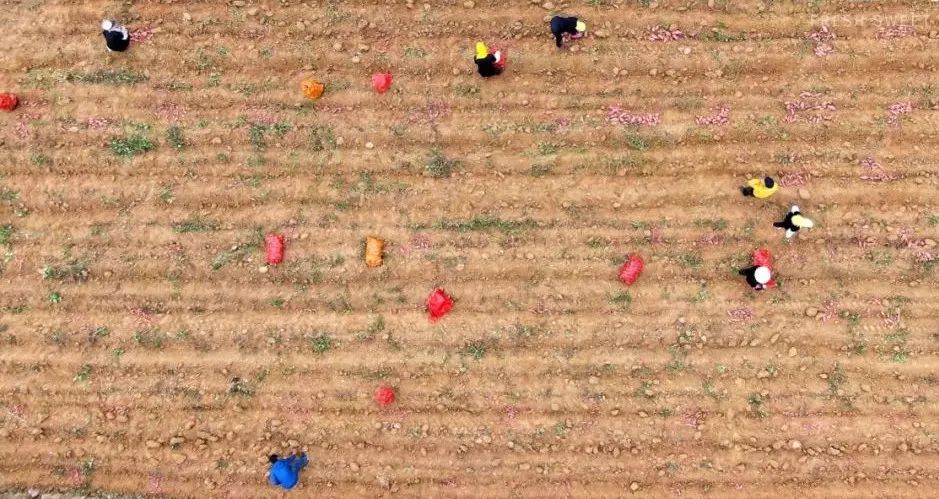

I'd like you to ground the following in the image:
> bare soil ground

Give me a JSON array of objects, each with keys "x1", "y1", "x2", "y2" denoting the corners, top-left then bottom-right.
[{"x1": 2, "y1": 0, "x2": 939, "y2": 497}]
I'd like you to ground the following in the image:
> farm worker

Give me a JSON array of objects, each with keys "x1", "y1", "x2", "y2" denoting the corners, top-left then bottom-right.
[
  {"x1": 550, "y1": 16, "x2": 586, "y2": 48},
  {"x1": 474, "y1": 42, "x2": 503, "y2": 78},
  {"x1": 740, "y1": 176, "x2": 778, "y2": 199},
  {"x1": 101, "y1": 19, "x2": 130, "y2": 52},
  {"x1": 773, "y1": 205, "x2": 815, "y2": 239},
  {"x1": 738, "y1": 265, "x2": 775, "y2": 291},
  {"x1": 268, "y1": 452, "x2": 309, "y2": 490}
]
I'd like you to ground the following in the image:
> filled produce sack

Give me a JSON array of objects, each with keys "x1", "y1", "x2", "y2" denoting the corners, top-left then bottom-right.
[
  {"x1": 365, "y1": 236, "x2": 385, "y2": 268},
  {"x1": 0, "y1": 93, "x2": 18, "y2": 112},
  {"x1": 618, "y1": 254, "x2": 645, "y2": 285},
  {"x1": 371, "y1": 72, "x2": 393, "y2": 94},
  {"x1": 265, "y1": 233, "x2": 285, "y2": 266},
  {"x1": 301, "y1": 79, "x2": 324, "y2": 100},
  {"x1": 374, "y1": 385, "x2": 396, "y2": 407},
  {"x1": 426, "y1": 288, "x2": 454, "y2": 320}
]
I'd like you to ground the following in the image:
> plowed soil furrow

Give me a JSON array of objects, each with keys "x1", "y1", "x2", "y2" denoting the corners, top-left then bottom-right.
[{"x1": 2, "y1": 0, "x2": 939, "y2": 497}]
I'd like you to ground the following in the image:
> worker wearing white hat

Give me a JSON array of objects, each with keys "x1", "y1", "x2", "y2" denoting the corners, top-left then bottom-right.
[
  {"x1": 101, "y1": 19, "x2": 130, "y2": 52},
  {"x1": 739, "y1": 265, "x2": 775, "y2": 290}
]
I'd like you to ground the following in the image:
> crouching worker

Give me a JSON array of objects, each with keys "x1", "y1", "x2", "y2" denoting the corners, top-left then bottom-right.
[
  {"x1": 738, "y1": 265, "x2": 775, "y2": 291},
  {"x1": 740, "y1": 176, "x2": 778, "y2": 199},
  {"x1": 474, "y1": 42, "x2": 504, "y2": 78},
  {"x1": 774, "y1": 205, "x2": 815, "y2": 239},
  {"x1": 550, "y1": 16, "x2": 586, "y2": 48},
  {"x1": 269, "y1": 452, "x2": 309, "y2": 490},
  {"x1": 101, "y1": 19, "x2": 130, "y2": 52}
]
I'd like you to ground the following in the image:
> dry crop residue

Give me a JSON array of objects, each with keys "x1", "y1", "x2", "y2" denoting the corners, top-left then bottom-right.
[{"x1": 0, "y1": 1, "x2": 938, "y2": 497}]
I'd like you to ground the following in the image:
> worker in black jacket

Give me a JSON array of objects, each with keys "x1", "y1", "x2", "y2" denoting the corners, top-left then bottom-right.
[
  {"x1": 773, "y1": 205, "x2": 815, "y2": 239},
  {"x1": 738, "y1": 265, "x2": 774, "y2": 291},
  {"x1": 474, "y1": 42, "x2": 504, "y2": 78},
  {"x1": 550, "y1": 16, "x2": 586, "y2": 48},
  {"x1": 101, "y1": 19, "x2": 130, "y2": 52}
]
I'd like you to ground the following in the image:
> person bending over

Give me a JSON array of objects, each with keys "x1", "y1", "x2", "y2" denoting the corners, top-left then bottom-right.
[
  {"x1": 550, "y1": 16, "x2": 586, "y2": 48},
  {"x1": 474, "y1": 42, "x2": 504, "y2": 78},
  {"x1": 101, "y1": 19, "x2": 130, "y2": 52}
]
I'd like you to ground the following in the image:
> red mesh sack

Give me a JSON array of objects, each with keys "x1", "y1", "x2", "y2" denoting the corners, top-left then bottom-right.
[
  {"x1": 264, "y1": 233, "x2": 285, "y2": 266},
  {"x1": 426, "y1": 288, "x2": 454, "y2": 320},
  {"x1": 618, "y1": 254, "x2": 645, "y2": 285},
  {"x1": 374, "y1": 385, "x2": 395, "y2": 407},
  {"x1": 0, "y1": 93, "x2": 18, "y2": 112},
  {"x1": 371, "y1": 72, "x2": 393, "y2": 94},
  {"x1": 493, "y1": 48, "x2": 507, "y2": 70},
  {"x1": 752, "y1": 248, "x2": 772, "y2": 268}
]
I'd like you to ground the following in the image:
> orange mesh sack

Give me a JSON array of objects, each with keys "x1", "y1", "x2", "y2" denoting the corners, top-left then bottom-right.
[
  {"x1": 301, "y1": 79, "x2": 324, "y2": 100},
  {"x1": 365, "y1": 236, "x2": 385, "y2": 268}
]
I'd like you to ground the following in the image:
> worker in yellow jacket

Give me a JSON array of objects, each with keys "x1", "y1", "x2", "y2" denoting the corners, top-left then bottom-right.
[
  {"x1": 740, "y1": 176, "x2": 778, "y2": 199},
  {"x1": 474, "y1": 42, "x2": 504, "y2": 78}
]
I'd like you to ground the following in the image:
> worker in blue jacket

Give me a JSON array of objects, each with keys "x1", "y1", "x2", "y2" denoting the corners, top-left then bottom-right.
[{"x1": 268, "y1": 452, "x2": 309, "y2": 490}]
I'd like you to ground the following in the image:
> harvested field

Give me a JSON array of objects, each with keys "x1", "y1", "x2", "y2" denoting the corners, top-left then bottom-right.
[{"x1": 2, "y1": 0, "x2": 939, "y2": 497}]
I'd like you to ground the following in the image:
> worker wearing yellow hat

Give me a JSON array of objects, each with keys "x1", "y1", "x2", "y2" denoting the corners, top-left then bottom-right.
[
  {"x1": 773, "y1": 205, "x2": 815, "y2": 239},
  {"x1": 474, "y1": 42, "x2": 504, "y2": 78},
  {"x1": 550, "y1": 16, "x2": 587, "y2": 48}
]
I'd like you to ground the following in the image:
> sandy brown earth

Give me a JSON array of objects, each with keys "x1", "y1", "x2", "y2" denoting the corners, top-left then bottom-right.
[{"x1": 2, "y1": 0, "x2": 939, "y2": 497}]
